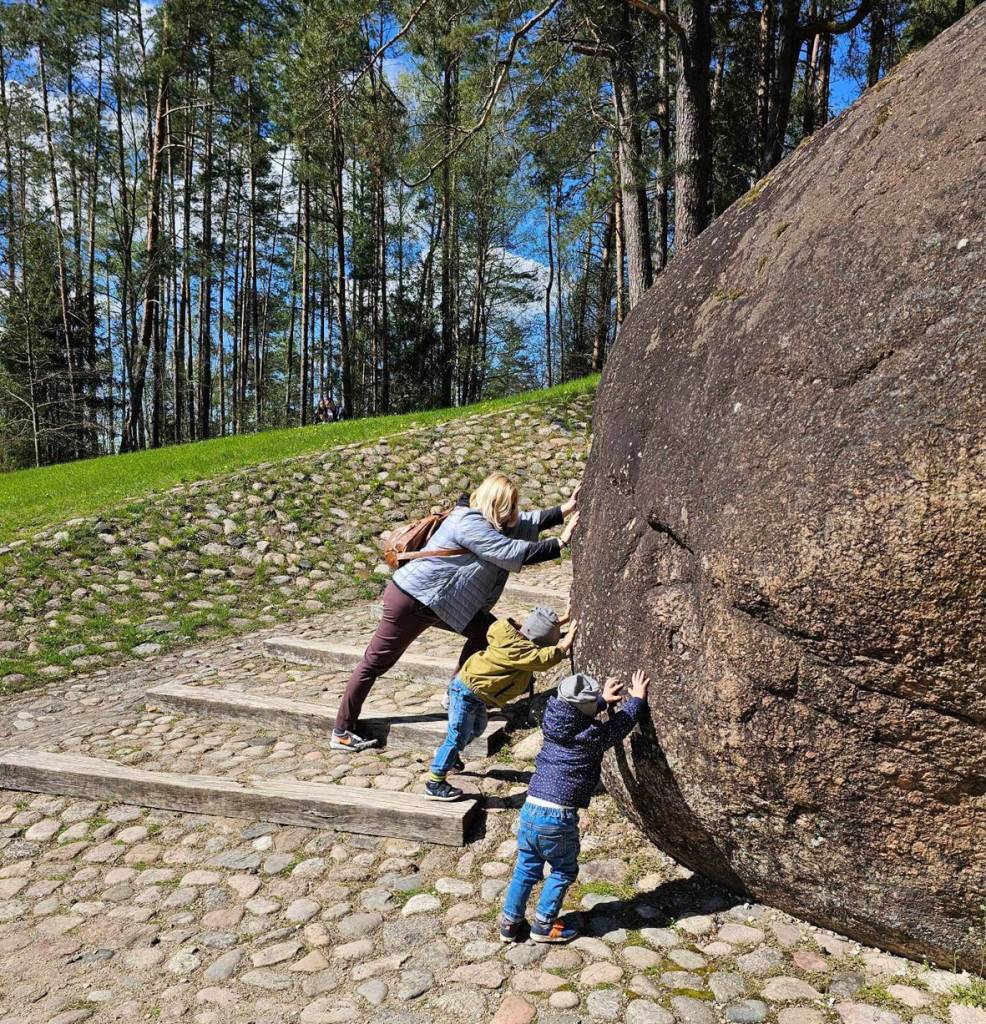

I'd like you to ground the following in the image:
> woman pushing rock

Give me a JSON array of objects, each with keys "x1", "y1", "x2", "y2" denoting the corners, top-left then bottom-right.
[{"x1": 331, "y1": 472, "x2": 580, "y2": 751}]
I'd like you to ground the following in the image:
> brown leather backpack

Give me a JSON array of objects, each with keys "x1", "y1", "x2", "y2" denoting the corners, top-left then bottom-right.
[{"x1": 382, "y1": 509, "x2": 468, "y2": 569}]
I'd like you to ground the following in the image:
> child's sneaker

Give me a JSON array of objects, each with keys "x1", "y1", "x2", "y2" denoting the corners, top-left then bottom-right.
[
  {"x1": 330, "y1": 730, "x2": 378, "y2": 752},
  {"x1": 446, "y1": 756, "x2": 466, "y2": 775},
  {"x1": 424, "y1": 780, "x2": 463, "y2": 801},
  {"x1": 499, "y1": 916, "x2": 526, "y2": 943},
  {"x1": 530, "y1": 918, "x2": 579, "y2": 944}
]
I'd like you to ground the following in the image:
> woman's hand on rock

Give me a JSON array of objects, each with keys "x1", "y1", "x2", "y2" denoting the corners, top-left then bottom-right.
[
  {"x1": 559, "y1": 510, "x2": 579, "y2": 546},
  {"x1": 561, "y1": 482, "x2": 582, "y2": 516}
]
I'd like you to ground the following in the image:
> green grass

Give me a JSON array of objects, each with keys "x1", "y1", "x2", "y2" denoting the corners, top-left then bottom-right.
[
  {"x1": 953, "y1": 979, "x2": 986, "y2": 1009},
  {"x1": 0, "y1": 376, "x2": 598, "y2": 543}
]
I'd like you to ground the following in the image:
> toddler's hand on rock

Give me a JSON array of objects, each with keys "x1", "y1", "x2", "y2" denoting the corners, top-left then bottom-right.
[
  {"x1": 602, "y1": 676, "x2": 623, "y2": 703},
  {"x1": 559, "y1": 622, "x2": 577, "y2": 651},
  {"x1": 629, "y1": 670, "x2": 650, "y2": 699}
]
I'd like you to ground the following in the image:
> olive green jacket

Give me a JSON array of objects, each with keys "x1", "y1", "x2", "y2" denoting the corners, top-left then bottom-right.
[{"x1": 460, "y1": 618, "x2": 567, "y2": 709}]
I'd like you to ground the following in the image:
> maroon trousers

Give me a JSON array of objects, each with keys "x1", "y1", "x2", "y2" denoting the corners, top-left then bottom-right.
[{"x1": 335, "y1": 582, "x2": 495, "y2": 732}]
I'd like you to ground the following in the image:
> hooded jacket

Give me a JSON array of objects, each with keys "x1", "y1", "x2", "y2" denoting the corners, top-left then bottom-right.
[
  {"x1": 527, "y1": 695, "x2": 646, "y2": 809},
  {"x1": 460, "y1": 618, "x2": 567, "y2": 709}
]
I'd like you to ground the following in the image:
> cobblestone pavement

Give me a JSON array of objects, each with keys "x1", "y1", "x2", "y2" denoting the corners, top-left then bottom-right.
[{"x1": 1, "y1": 565, "x2": 983, "y2": 1024}]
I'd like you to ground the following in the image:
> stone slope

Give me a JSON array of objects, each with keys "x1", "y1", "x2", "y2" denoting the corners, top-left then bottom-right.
[
  {"x1": 575, "y1": 9, "x2": 985, "y2": 970},
  {"x1": 0, "y1": 565, "x2": 978, "y2": 1024},
  {"x1": 0, "y1": 393, "x2": 591, "y2": 694}
]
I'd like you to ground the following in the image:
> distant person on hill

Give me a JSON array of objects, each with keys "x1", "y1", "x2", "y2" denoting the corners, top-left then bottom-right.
[
  {"x1": 500, "y1": 669, "x2": 650, "y2": 944},
  {"x1": 424, "y1": 605, "x2": 577, "y2": 801},
  {"x1": 330, "y1": 473, "x2": 580, "y2": 752},
  {"x1": 315, "y1": 396, "x2": 335, "y2": 424}
]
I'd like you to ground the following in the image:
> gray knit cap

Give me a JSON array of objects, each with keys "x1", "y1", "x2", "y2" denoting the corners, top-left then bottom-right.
[
  {"x1": 557, "y1": 673, "x2": 601, "y2": 716},
  {"x1": 520, "y1": 606, "x2": 561, "y2": 647}
]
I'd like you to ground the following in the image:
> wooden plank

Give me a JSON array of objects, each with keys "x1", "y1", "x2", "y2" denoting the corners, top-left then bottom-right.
[
  {"x1": 0, "y1": 749, "x2": 476, "y2": 846},
  {"x1": 263, "y1": 637, "x2": 457, "y2": 678},
  {"x1": 146, "y1": 683, "x2": 507, "y2": 756}
]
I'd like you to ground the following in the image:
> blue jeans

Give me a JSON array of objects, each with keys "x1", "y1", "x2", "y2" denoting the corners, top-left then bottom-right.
[
  {"x1": 430, "y1": 678, "x2": 488, "y2": 778},
  {"x1": 502, "y1": 801, "x2": 580, "y2": 924}
]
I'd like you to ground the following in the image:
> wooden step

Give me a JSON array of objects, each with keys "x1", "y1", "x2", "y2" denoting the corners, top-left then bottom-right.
[
  {"x1": 263, "y1": 637, "x2": 457, "y2": 678},
  {"x1": 0, "y1": 749, "x2": 477, "y2": 846},
  {"x1": 146, "y1": 683, "x2": 507, "y2": 756}
]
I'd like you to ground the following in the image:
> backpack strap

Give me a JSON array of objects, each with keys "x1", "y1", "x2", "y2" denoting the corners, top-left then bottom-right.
[{"x1": 395, "y1": 547, "x2": 469, "y2": 562}]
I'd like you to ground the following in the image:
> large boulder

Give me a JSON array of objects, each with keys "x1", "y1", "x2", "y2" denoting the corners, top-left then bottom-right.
[{"x1": 575, "y1": 9, "x2": 985, "y2": 969}]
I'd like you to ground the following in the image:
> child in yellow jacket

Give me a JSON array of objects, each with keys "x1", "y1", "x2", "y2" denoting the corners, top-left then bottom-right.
[{"x1": 425, "y1": 606, "x2": 576, "y2": 801}]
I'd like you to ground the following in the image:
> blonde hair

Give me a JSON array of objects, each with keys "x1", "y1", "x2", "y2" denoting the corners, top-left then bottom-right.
[{"x1": 470, "y1": 472, "x2": 519, "y2": 531}]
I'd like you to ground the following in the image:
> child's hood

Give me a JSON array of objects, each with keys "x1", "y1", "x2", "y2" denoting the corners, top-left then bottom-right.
[
  {"x1": 540, "y1": 695, "x2": 592, "y2": 743},
  {"x1": 485, "y1": 618, "x2": 541, "y2": 664}
]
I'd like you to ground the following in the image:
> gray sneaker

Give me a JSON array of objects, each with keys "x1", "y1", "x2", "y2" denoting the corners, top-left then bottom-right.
[{"x1": 330, "y1": 730, "x2": 378, "y2": 752}]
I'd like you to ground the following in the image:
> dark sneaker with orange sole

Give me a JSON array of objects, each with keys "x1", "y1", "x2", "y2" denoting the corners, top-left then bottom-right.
[
  {"x1": 499, "y1": 917, "x2": 526, "y2": 943},
  {"x1": 530, "y1": 918, "x2": 579, "y2": 944}
]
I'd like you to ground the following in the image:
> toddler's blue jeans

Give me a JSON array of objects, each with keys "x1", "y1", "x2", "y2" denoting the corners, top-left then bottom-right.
[
  {"x1": 430, "y1": 677, "x2": 488, "y2": 779},
  {"x1": 502, "y1": 800, "x2": 580, "y2": 925}
]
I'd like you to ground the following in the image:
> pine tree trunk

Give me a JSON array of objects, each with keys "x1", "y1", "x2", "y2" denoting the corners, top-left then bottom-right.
[
  {"x1": 656, "y1": 3, "x2": 671, "y2": 269},
  {"x1": 674, "y1": 0, "x2": 713, "y2": 249},
  {"x1": 85, "y1": 25, "x2": 103, "y2": 452},
  {"x1": 332, "y1": 118, "x2": 352, "y2": 418},
  {"x1": 613, "y1": 188, "x2": 626, "y2": 326},
  {"x1": 611, "y1": 4, "x2": 653, "y2": 307},
  {"x1": 439, "y1": 53, "x2": 457, "y2": 407},
  {"x1": 121, "y1": 2, "x2": 170, "y2": 452},
  {"x1": 866, "y1": 3, "x2": 884, "y2": 86},
  {"x1": 38, "y1": 38, "x2": 81, "y2": 456},
  {"x1": 378, "y1": 177, "x2": 390, "y2": 413},
  {"x1": 593, "y1": 202, "x2": 615, "y2": 372},
  {"x1": 764, "y1": 0, "x2": 802, "y2": 173},
  {"x1": 284, "y1": 193, "x2": 301, "y2": 423},
  {"x1": 300, "y1": 174, "x2": 311, "y2": 426},
  {"x1": 168, "y1": 99, "x2": 185, "y2": 444},
  {"x1": 197, "y1": 53, "x2": 214, "y2": 439},
  {"x1": 545, "y1": 202, "x2": 554, "y2": 387},
  {"x1": 182, "y1": 90, "x2": 195, "y2": 440},
  {"x1": 756, "y1": 0, "x2": 774, "y2": 177}
]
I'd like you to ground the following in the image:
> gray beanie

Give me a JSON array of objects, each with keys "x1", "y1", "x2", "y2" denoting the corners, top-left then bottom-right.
[
  {"x1": 557, "y1": 673, "x2": 601, "y2": 716},
  {"x1": 520, "y1": 606, "x2": 561, "y2": 647}
]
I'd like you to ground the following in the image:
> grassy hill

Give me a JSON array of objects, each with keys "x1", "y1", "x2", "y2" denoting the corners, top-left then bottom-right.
[
  {"x1": 0, "y1": 376, "x2": 598, "y2": 544},
  {"x1": 0, "y1": 379, "x2": 596, "y2": 695}
]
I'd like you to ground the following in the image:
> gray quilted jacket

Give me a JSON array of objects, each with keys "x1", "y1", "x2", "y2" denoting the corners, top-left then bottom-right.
[{"x1": 391, "y1": 504, "x2": 558, "y2": 632}]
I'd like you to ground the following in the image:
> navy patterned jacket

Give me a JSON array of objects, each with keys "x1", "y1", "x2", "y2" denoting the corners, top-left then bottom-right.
[{"x1": 527, "y1": 695, "x2": 647, "y2": 809}]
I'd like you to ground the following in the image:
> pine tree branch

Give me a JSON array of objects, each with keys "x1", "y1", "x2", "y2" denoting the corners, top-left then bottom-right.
[
  {"x1": 625, "y1": 0, "x2": 688, "y2": 46},
  {"x1": 349, "y1": 0, "x2": 433, "y2": 93},
  {"x1": 798, "y1": 0, "x2": 873, "y2": 38},
  {"x1": 403, "y1": 0, "x2": 563, "y2": 188}
]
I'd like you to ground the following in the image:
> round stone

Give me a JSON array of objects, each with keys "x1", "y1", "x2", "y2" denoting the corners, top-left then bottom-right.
[
  {"x1": 549, "y1": 991, "x2": 580, "y2": 1010},
  {"x1": 726, "y1": 1000, "x2": 769, "y2": 1023},
  {"x1": 626, "y1": 1000, "x2": 675, "y2": 1024},
  {"x1": 576, "y1": 10, "x2": 986, "y2": 970},
  {"x1": 587, "y1": 988, "x2": 622, "y2": 1020},
  {"x1": 402, "y1": 893, "x2": 441, "y2": 916},
  {"x1": 285, "y1": 898, "x2": 320, "y2": 923}
]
